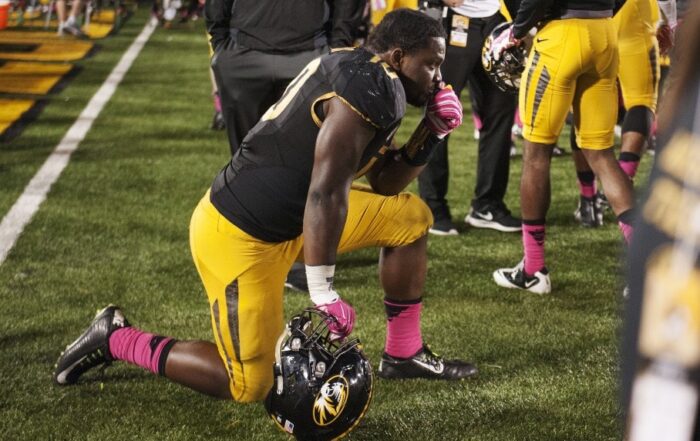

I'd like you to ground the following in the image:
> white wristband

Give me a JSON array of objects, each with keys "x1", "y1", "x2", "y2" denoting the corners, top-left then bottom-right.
[
  {"x1": 658, "y1": 0, "x2": 677, "y2": 28},
  {"x1": 306, "y1": 264, "x2": 339, "y2": 305}
]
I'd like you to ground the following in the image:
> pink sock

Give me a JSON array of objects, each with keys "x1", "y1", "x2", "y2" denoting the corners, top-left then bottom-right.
[
  {"x1": 618, "y1": 160, "x2": 639, "y2": 179},
  {"x1": 523, "y1": 223, "x2": 546, "y2": 275},
  {"x1": 618, "y1": 221, "x2": 633, "y2": 244},
  {"x1": 578, "y1": 181, "x2": 596, "y2": 199},
  {"x1": 109, "y1": 327, "x2": 176, "y2": 375},
  {"x1": 472, "y1": 112, "x2": 483, "y2": 131},
  {"x1": 384, "y1": 298, "x2": 423, "y2": 358},
  {"x1": 213, "y1": 92, "x2": 222, "y2": 113},
  {"x1": 577, "y1": 172, "x2": 597, "y2": 199}
]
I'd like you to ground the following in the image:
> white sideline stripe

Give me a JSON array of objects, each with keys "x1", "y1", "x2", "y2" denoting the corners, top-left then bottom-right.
[{"x1": 0, "y1": 21, "x2": 157, "y2": 266}]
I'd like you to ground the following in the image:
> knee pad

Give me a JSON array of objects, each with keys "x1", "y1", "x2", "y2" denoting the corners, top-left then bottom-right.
[{"x1": 622, "y1": 106, "x2": 653, "y2": 136}]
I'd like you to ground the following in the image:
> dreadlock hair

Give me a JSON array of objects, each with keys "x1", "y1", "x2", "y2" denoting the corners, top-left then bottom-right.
[{"x1": 366, "y1": 8, "x2": 446, "y2": 55}]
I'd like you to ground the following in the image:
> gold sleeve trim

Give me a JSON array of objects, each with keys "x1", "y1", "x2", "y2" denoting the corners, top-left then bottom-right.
[
  {"x1": 380, "y1": 62, "x2": 399, "y2": 79},
  {"x1": 310, "y1": 92, "x2": 338, "y2": 128},
  {"x1": 336, "y1": 95, "x2": 381, "y2": 129},
  {"x1": 331, "y1": 47, "x2": 355, "y2": 53},
  {"x1": 370, "y1": 55, "x2": 399, "y2": 79}
]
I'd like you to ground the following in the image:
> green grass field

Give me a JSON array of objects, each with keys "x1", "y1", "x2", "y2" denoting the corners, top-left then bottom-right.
[{"x1": 0, "y1": 8, "x2": 649, "y2": 441}]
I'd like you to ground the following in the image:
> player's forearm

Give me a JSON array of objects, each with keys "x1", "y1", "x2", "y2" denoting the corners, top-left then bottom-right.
[
  {"x1": 369, "y1": 121, "x2": 443, "y2": 195},
  {"x1": 367, "y1": 155, "x2": 424, "y2": 195},
  {"x1": 303, "y1": 187, "x2": 350, "y2": 265},
  {"x1": 368, "y1": 122, "x2": 444, "y2": 195}
]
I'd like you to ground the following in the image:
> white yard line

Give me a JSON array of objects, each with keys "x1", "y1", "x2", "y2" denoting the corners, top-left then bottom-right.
[{"x1": 0, "y1": 20, "x2": 157, "y2": 266}]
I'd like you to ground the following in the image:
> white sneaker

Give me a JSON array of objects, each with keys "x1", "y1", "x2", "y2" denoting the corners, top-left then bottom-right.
[
  {"x1": 493, "y1": 260, "x2": 551, "y2": 294},
  {"x1": 465, "y1": 206, "x2": 521, "y2": 233}
]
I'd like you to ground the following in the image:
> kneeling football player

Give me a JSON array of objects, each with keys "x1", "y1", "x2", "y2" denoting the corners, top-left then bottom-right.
[{"x1": 54, "y1": 9, "x2": 478, "y2": 408}]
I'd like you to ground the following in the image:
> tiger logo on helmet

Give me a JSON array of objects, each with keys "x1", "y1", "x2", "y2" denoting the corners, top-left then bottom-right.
[{"x1": 313, "y1": 376, "x2": 349, "y2": 426}]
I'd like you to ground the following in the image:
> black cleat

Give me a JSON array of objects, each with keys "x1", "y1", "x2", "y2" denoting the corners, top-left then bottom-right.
[
  {"x1": 210, "y1": 111, "x2": 225, "y2": 130},
  {"x1": 595, "y1": 190, "x2": 611, "y2": 215},
  {"x1": 595, "y1": 191, "x2": 610, "y2": 212},
  {"x1": 574, "y1": 196, "x2": 603, "y2": 227},
  {"x1": 54, "y1": 305, "x2": 130, "y2": 385},
  {"x1": 378, "y1": 345, "x2": 477, "y2": 380}
]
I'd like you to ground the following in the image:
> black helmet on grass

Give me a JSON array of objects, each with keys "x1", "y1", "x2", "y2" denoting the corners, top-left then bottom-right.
[{"x1": 265, "y1": 308, "x2": 373, "y2": 441}]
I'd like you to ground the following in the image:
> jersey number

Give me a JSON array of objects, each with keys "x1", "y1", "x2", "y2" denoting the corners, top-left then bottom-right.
[{"x1": 262, "y1": 57, "x2": 322, "y2": 121}]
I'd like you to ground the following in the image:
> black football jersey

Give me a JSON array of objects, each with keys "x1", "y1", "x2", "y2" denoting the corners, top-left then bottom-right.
[
  {"x1": 210, "y1": 47, "x2": 406, "y2": 243},
  {"x1": 513, "y1": 0, "x2": 626, "y2": 39}
]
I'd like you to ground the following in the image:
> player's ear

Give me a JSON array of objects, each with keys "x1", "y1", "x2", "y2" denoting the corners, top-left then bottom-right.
[{"x1": 386, "y1": 48, "x2": 405, "y2": 72}]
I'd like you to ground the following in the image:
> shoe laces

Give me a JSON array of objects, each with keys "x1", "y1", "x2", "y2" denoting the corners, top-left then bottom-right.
[
  {"x1": 78, "y1": 348, "x2": 108, "y2": 369},
  {"x1": 419, "y1": 345, "x2": 444, "y2": 367},
  {"x1": 510, "y1": 263, "x2": 533, "y2": 283}
]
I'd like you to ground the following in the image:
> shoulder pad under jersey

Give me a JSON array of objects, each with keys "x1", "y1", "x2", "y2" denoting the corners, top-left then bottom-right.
[{"x1": 329, "y1": 49, "x2": 406, "y2": 129}]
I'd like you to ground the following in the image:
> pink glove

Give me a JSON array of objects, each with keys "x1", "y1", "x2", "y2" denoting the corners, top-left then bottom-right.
[
  {"x1": 491, "y1": 24, "x2": 520, "y2": 62},
  {"x1": 424, "y1": 86, "x2": 463, "y2": 138},
  {"x1": 657, "y1": 24, "x2": 675, "y2": 56},
  {"x1": 316, "y1": 298, "x2": 356, "y2": 339}
]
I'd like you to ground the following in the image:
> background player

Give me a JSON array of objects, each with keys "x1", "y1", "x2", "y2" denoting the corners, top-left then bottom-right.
[
  {"x1": 570, "y1": 0, "x2": 677, "y2": 228},
  {"x1": 491, "y1": 0, "x2": 635, "y2": 294}
]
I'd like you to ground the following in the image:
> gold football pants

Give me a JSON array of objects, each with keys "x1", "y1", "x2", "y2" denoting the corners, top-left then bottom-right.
[
  {"x1": 614, "y1": 0, "x2": 660, "y2": 111},
  {"x1": 189, "y1": 185, "x2": 432, "y2": 402},
  {"x1": 519, "y1": 18, "x2": 619, "y2": 149}
]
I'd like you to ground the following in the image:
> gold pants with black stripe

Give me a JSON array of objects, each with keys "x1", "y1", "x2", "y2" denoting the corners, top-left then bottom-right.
[
  {"x1": 189, "y1": 185, "x2": 432, "y2": 402},
  {"x1": 614, "y1": 0, "x2": 660, "y2": 111},
  {"x1": 519, "y1": 18, "x2": 619, "y2": 150}
]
